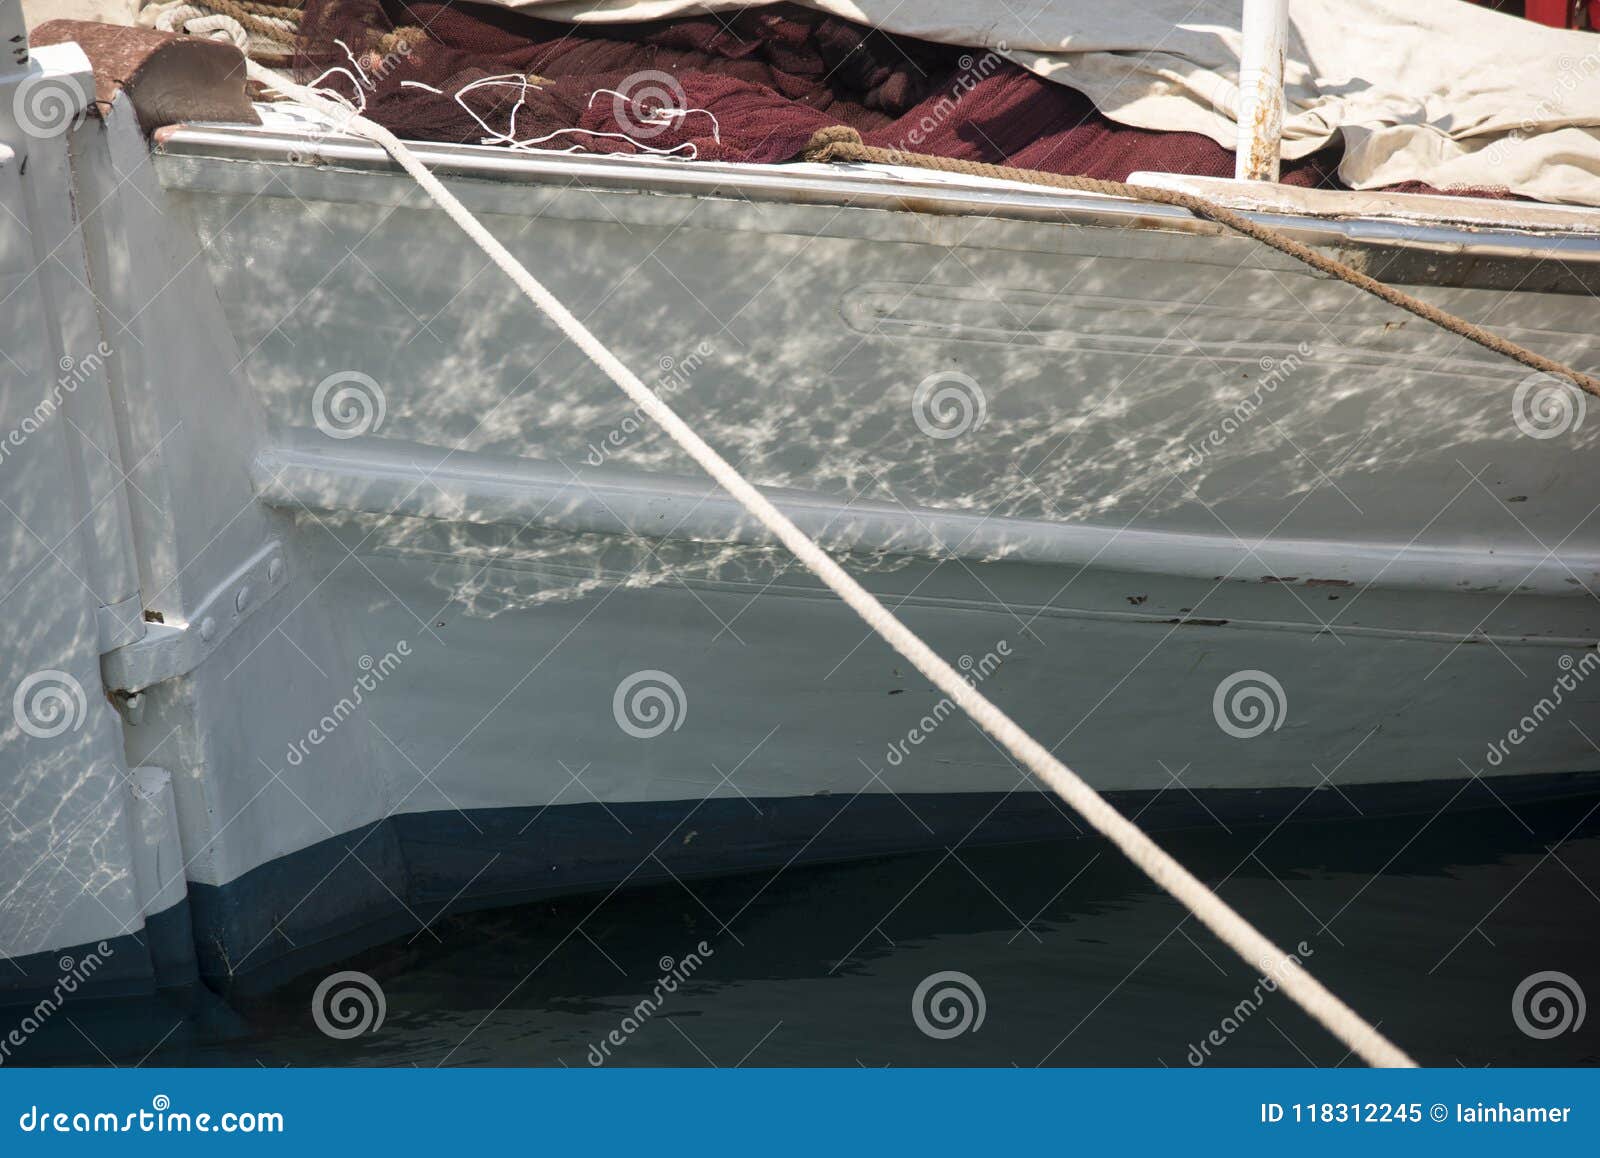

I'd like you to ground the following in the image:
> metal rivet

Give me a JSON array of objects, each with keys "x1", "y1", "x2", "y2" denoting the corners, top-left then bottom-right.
[
  {"x1": 267, "y1": 557, "x2": 283, "y2": 583},
  {"x1": 236, "y1": 585, "x2": 251, "y2": 613},
  {"x1": 199, "y1": 616, "x2": 217, "y2": 642}
]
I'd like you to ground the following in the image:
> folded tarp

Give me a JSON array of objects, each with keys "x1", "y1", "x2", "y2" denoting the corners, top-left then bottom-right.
[{"x1": 488, "y1": 0, "x2": 1600, "y2": 206}]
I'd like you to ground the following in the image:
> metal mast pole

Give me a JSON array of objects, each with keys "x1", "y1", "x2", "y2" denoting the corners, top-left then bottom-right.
[{"x1": 1235, "y1": 0, "x2": 1287, "y2": 181}]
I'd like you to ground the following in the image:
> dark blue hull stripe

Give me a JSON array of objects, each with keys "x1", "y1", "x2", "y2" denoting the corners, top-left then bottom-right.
[
  {"x1": 6, "y1": 770, "x2": 1600, "y2": 1024},
  {"x1": 192, "y1": 770, "x2": 1600, "y2": 998}
]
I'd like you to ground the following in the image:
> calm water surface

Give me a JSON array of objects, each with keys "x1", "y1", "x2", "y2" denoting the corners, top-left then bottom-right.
[{"x1": 129, "y1": 793, "x2": 1600, "y2": 1067}]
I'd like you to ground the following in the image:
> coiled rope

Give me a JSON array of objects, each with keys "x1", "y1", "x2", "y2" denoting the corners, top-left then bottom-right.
[
  {"x1": 247, "y1": 60, "x2": 1415, "y2": 1068},
  {"x1": 141, "y1": 0, "x2": 301, "y2": 58},
  {"x1": 803, "y1": 126, "x2": 1600, "y2": 399}
]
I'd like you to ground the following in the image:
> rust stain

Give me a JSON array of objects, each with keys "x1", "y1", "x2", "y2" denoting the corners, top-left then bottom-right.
[
  {"x1": 1241, "y1": 66, "x2": 1283, "y2": 181},
  {"x1": 1305, "y1": 578, "x2": 1355, "y2": 588}
]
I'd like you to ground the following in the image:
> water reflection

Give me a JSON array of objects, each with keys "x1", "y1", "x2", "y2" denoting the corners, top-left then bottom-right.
[{"x1": 140, "y1": 793, "x2": 1600, "y2": 1067}]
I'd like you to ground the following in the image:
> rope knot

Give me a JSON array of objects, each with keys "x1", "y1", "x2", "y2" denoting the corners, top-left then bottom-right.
[{"x1": 802, "y1": 125, "x2": 866, "y2": 163}]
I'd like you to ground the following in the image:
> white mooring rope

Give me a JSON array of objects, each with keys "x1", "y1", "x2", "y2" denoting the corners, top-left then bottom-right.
[{"x1": 247, "y1": 62, "x2": 1414, "y2": 1068}]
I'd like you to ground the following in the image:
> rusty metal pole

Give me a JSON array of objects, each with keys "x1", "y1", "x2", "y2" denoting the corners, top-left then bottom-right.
[{"x1": 1235, "y1": 0, "x2": 1287, "y2": 182}]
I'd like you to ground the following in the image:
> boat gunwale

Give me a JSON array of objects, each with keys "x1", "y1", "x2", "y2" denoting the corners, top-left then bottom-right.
[{"x1": 154, "y1": 117, "x2": 1600, "y2": 271}]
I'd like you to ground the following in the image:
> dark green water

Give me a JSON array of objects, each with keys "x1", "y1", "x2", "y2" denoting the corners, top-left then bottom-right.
[{"x1": 131, "y1": 794, "x2": 1600, "y2": 1067}]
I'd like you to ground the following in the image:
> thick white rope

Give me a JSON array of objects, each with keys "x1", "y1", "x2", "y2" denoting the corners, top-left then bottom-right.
[
  {"x1": 247, "y1": 62, "x2": 1414, "y2": 1068},
  {"x1": 146, "y1": 2, "x2": 297, "y2": 57}
]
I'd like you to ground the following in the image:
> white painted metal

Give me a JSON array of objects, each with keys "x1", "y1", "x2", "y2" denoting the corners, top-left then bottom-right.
[
  {"x1": 0, "y1": 59, "x2": 162, "y2": 969},
  {"x1": 19, "y1": 89, "x2": 147, "y2": 652},
  {"x1": 1235, "y1": 0, "x2": 1288, "y2": 182},
  {"x1": 70, "y1": 99, "x2": 389, "y2": 901},
  {"x1": 70, "y1": 102, "x2": 281, "y2": 622},
  {"x1": 1, "y1": 0, "x2": 29, "y2": 75},
  {"x1": 254, "y1": 430, "x2": 1600, "y2": 604},
  {"x1": 102, "y1": 539, "x2": 289, "y2": 693},
  {"x1": 128, "y1": 768, "x2": 187, "y2": 920},
  {"x1": 149, "y1": 122, "x2": 1600, "y2": 825},
  {"x1": 161, "y1": 114, "x2": 1600, "y2": 261},
  {"x1": 9, "y1": 102, "x2": 1600, "y2": 989}
]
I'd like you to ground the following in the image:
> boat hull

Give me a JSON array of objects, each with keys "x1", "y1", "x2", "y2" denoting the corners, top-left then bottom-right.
[
  {"x1": 6, "y1": 102, "x2": 1600, "y2": 1013},
  {"x1": 30, "y1": 770, "x2": 1597, "y2": 1003}
]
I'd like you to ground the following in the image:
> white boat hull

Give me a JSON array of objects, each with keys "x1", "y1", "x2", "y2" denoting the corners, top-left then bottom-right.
[{"x1": 5, "y1": 98, "x2": 1600, "y2": 1019}]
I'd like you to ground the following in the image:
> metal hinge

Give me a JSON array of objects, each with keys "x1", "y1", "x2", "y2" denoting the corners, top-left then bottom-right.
[{"x1": 102, "y1": 540, "x2": 288, "y2": 696}]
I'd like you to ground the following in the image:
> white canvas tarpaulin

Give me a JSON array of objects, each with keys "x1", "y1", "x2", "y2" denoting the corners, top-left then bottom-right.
[{"x1": 494, "y1": 0, "x2": 1600, "y2": 206}]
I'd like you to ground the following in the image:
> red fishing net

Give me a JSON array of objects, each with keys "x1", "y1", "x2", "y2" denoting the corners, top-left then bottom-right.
[{"x1": 292, "y1": 0, "x2": 1355, "y2": 185}]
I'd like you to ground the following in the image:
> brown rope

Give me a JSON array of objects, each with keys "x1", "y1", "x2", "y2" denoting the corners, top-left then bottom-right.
[
  {"x1": 199, "y1": 0, "x2": 302, "y2": 42},
  {"x1": 374, "y1": 27, "x2": 426, "y2": 57},
  {"x1": 803, "y1": 126, "x2": 1600, "y2": 399},
  {"x1": 236, "y1": 0, "x2": 303, "y2": 17}
]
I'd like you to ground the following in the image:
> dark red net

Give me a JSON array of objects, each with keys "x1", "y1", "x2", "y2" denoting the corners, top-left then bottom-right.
[
  {"x1": 297, "y1": 0, "x2": 1350, "y2": 183},
  {"x1": 294, "y1": 0, "x2": 1352, "y2": 185}
]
